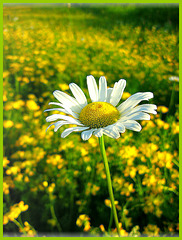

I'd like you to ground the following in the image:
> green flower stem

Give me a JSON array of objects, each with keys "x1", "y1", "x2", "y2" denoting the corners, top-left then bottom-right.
[
  {"x1": 99, "y1": 135, "x2": 121, "y2": 236},
  {"x1": 13, "y1": 219, "x2": 27, "y2": 235},
  {"x1": 49, "y1": 193, "x2": 62, "y2": 232}
]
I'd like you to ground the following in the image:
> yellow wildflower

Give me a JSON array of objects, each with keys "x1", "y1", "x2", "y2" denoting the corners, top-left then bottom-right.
[
  {"x1": 43, "y1": 181, "x2": 48, "y2": 187},
  {"x1": 157, "y1": 106, "x2": 168, "y2": 113},
  {"x1": 3, "y1": 157, "x2": 10, "y2": 168},
  {"x1": 13, "y1": 100, "x2": 25, "y2": 109},
  {"x1": 26, "y1": 100, "x2": 40, "y2": 111},
  {"x1": 122, "y1": 92, "x2": 131, "y2": 100},
  {"x1": 3, "y1": 201, "x2": 29, "y2": 225},
  {"x1": 3, "y1": 71, "x2": 10, "y2": 78},
  {"x1": 3, "y1": 120, "x2": 14, "y2": 128},
  {"x1": 3, "y1": 182, "x2": 9, "y2": 195},
  {"x1": 58, "y1": 83, "x2": 69, "y2": 91},
  {"x1": 143, "y1": 224, "x2": 160, "y2": 237},
  {"x1": 104, "y1": 199, "x2": 119, "y2": 208},
  {"x1": 99, "y1": 224, "x2": 106, "y2": 232}
]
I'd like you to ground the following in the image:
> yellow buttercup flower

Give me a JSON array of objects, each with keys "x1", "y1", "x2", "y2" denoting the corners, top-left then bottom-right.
[
  {"x1": 26, "y1": 100, "x2": 40, "y2": 111},
  {"x1": 157, "y1": 106, "x2": 168, "y2": 113},
  {"x1": 3, "y1": 120, "x2": 14, "y2": 128}
]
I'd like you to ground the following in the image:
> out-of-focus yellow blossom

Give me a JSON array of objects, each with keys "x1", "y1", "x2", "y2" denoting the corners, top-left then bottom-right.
[
  {"x1": 3, "y1": 120, "x2": 14, "y2": 128},
  {"x1": 12, "y1": 100, "x2": 25, "y2": 109},
  {"x1": 143, "y1": 224, "x2": 160, "y2": 237},
  {"x1": 59, "y1": 140, "x2": 74, "y2": 151},
  {"x1": 88, "y1": 137, "x2": 98, "y2": 147},
  {"x1": 28, "y1": 94, "x2": 36, "y2": 99},
  {"x1": 122, "y1": 92, "x2": 131, "y2": 100},
  {"x1": 6, "y1": 166, "x2": 20, "y2": 176},
  {"x1": 23, "y1": 115, "x2": 30, "y2": 121},
  {"x1": 112, "y1": 222, "x2": 128, "y2": 236},
  {"x1": 124, "y1": 166, "x2": 137, "y2": 179},
  {"x1": 26, "y1": 100, "x2": 40, "y2": 111},
  {"x1": 15, "y1": 135, "x2": 36, "y2": 147},
  {"x1": 58, "y1": 83, "x2": 69, "y2": 91},
  {"x1": 157, "y1": 106, "x2": 168, "y2": 113},
  {"x1": 96, "y1": 162, "x2": 106, "y2": 179},
  {"x1": 34, "y1": 110, "x2": 42, "y2": 117},
  {"x1": 76, "y1": 214, "x2": 91, "y2": 232},
  {"x1": 80, "y1": 147, "x2": 89, "y2": 156},
  {"x1": 20, "y1": 221, "x2": 37, "y2": 237},
  {"x1": 48, "y1": 183, "x2": 55, "y2": 193},
  {"x1": 99, "y1": 224, "x2": 106, "y2": 232},
  {"x1": 120, "y1": 182, "x2": 135, "y2": 196},
  {"x1": 3, "y1": 157, "x2": 10, "y2": 168},
  {"x1": 11, "y1": 150, "x2": 25, "y2": 159},
  {"x1": 119, "y1": 146, "x2": 138, "y2": 165},
  {"x1": 137, "y1": 165, "x2": 149, "y2": 175},
  {"x1": 139, "y1": 143, "x2": 158, "y2": 158},
  {"x1": 3, "y1": 91, "x2": 8, "y2": 101},
  {"x1": 15, "y1": 123, "x2": 23, "y2": 129},
  {"x1": 3, "y1": 182, "x2": 10, "y2": 195},
  {"x1": 83, "y1": 156, "x2": 91, "y2": 163},
  {"x1": 104, "y1": 199, "x2": 121, "y2": 210},
  {"x1": 3, "y1": 201, "x2": 29, "y2": 225},
  {"x1": 90, "y1": 70, "x2": 104, "y2": 76},
  {"x1": 43, "y1": 181, "x2": 48, "y2": 187},
  {"x1": 141, "y1": 120, "x2": 156, "y2": 129},
  {"x1": 3, "y1": 71, "x2": 10, "y2": 78},
  {"x1": 172, "y1": 122, "x2": 179, "y2": 134},
  {"x1": 152, "y1": 151, "x2": 173, "y2": 169},
  {"x1": 24, "y1": 176, "x2": 30, "y2": 182},
  {"x1": 46, "y1": 154, "x2": 63, "y2": 167},
  {"x1": 156, "y1": 119, "x2": 169, "y2": 129},
  {"x1": 85, "y1": 182, "x2": 100, "y2": 196},
  {"x1": 86, "y1": 166, "x2": 92, "y2": 172}
]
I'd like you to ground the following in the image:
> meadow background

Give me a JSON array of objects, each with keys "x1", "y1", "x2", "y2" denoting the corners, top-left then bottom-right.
[{"x1": 3, "y1": 3, "x2": 179, "y2": 237}]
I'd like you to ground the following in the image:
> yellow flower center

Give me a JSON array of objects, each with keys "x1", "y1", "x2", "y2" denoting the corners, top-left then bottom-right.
[{"x1": 79, "y1": 102, "x2": 120, "y2": 128}]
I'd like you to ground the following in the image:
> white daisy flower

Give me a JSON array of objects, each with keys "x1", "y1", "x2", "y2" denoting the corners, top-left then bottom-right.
[{"x1": 45, "y1": 75, "x2": 157, "y2": 141}]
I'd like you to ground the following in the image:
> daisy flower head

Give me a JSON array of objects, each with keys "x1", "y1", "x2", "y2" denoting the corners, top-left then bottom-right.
[{"x1": 45, "y1": 75, "x2": 157, "y2": 140}]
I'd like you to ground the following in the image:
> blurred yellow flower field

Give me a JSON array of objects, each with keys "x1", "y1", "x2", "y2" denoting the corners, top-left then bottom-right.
[{"x1": 3, "y1": 3, "x2": 179, "y2": 237}]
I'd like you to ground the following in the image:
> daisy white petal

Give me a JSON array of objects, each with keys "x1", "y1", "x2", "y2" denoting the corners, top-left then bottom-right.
[
  {"x1": 48, "y1": 102, "x2": 80, "y2": 118},
  {"x1": 44, "y1": 108, "x2": 79, "y2": 118},
  {"x1": 98, "y1": 76, "x2": 107, "y2": 102},
  {"x1": 46, "y1": 123, "x2": 56, "y2": 132},
  {"x1": 53, "y1": 90, "x2": 82, "y2": 113},
  {"x1": 81, "y1": 129, "x2": 95, "y2": 141},
  {"x1": 120, "y1": 112, "x2": 151, "y2": 121},
  {"x1": 115, "y1": 122, "x2": 125, "y2": 133},
  {"x1": 61, "y1": 126, "x2": 89, "y2": 138},
  {"x1": 110, "y1": 79, "x2": 126, "y2": 106},
  {"x1": 69, "y1": 83, "x2": 87, "y2": 107},
  {"x1": 106, "y1": 88, "x2": 113, "y2": 103},
  {"x1": 117, "y1": 92, "x2": 154, "y2": 113},
  {"x1": 46, "y1": 114, "x2": 83, "y2": 125},
  {"x1": 103, "y1": 125, "x2": 120, "y2": 139},
  {"x1": 87, "y1": 75, "x2": 99, "y2": 102},
  {"x1": 121, "y1": 104, "x2": 157, "y2": 117},
  {"x1": 120, "y1": 120, "x2": 142, "y2": 132},
  {"x1": 94, "y1": 128, "x2": 103, "y2": 137},
  {"x1": 48, "y1": 102, "x2": 64, "y2": 107},
  {"x1": 54, "y1": 120, "x2": 69, "y2": 132}
]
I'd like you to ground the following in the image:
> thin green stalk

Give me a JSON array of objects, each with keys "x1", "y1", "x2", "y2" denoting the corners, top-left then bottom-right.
[
  {"x1": 98, "y1": 135, "x2": 121, "y2": 237},
  {"x1": 13, "y1": 219, "x2": 27, "y2": 235},
  {"x1": 49, "y1": 193, "x2": 62, "y2": 232}
]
